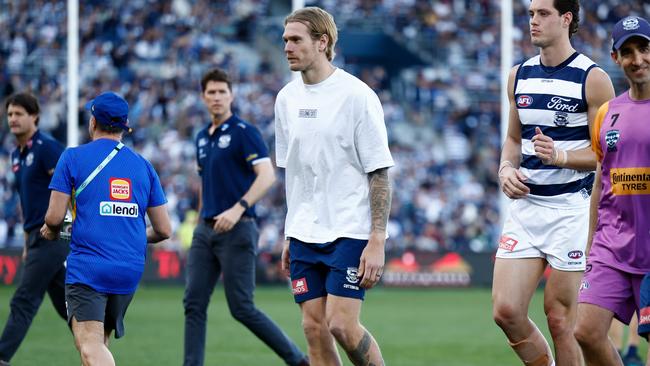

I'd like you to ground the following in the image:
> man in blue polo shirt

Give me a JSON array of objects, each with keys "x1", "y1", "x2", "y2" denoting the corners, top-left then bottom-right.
[
  {"x1": 40, "y1": 91, "x2": 171, "y2": 366},
  {"x1": 183, "y1": 68, "x2": 307, "y2": 366},
  {"x1": 0, "y1": 92, "x2": 68, "y2": 366}
]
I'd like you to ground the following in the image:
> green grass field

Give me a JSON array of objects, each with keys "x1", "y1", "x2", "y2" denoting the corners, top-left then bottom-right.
[{"x1": 0, "y1": 286, "x2": 645, "y2": 365}]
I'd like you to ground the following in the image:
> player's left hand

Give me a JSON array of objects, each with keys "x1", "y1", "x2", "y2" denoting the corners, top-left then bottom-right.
[
  {"x1": 213, "y1": 205, "x2": 245, "y2": 233},
  {"x1": 358, "y1": 234, "x2": 385, "y2": 289},
  {"x1": 39, "y1": 223, "x2": 59, "y2": 241},
  {"x1": 531, "y1": 127, "x2": 557, "y2": 165}
]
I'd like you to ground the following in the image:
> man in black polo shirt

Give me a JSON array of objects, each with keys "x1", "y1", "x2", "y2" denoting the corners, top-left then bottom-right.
[
  {"x1": 0, "y1": 93, "x2": 68, "y2": 365},
  {"x1": 182, "y1": 68, "x2": 307, "y2": 366}
]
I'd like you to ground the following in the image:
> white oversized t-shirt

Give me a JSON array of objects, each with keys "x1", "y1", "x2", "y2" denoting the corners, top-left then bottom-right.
[{"x1": 275, "y1": 68, "x2": 394, "y2": 243}]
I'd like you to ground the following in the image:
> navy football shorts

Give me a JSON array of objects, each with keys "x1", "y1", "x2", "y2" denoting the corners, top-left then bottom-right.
[{"x1": 289, "y1": 237, "x2": 368, "y2": 303}]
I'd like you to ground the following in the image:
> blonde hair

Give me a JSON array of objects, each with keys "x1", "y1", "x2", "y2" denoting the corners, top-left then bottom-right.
[{"x1": 285, "y1": 7, "x2": 338, "y2": 61}]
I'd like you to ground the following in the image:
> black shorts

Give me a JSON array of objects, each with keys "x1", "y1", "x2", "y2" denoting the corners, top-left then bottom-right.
[{"x1": 65, "y1": 283, "x2": 134, "y2": 338}]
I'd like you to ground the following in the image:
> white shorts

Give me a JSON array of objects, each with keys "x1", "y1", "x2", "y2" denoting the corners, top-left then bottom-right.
[{"x1": 496, "y1": 199, "x2": 588, "y2": 271}]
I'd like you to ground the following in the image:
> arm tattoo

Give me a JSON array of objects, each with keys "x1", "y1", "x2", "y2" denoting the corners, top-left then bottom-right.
[
  {"x1": 346, "y1": 330, "x2": 379, "y2": 366},
  {"x1": 368, "y1": 168, "x2": 392, "y2": 233}
]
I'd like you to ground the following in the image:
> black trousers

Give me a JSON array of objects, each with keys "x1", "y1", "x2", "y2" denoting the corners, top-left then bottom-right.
[
  {"x1": 0, "y1": 230, "x2": 69, "y2": 362},
  {"x1": 183, "y1": 220, "x2": 305, "y2": 366}
]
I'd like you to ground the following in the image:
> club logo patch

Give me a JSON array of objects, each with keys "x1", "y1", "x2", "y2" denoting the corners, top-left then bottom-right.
[
  {"x1": 606, "y1": 130, "x2": 620, "y2": 152},
  {"x1": 346, "y1": 267, "x2": 359, "y2": 284},
  {"x1": 623, "y1": 17, "x2": 640, "y2": 31},
  {"x1": 292, "y1": 278, "x2": 309, "y2": 295},
  {"x1": 517, "y1": 95, "x2": 533, "y2": 108},
  {"x1": 553, "y1": 111, "x2": 569, "y2": 126},
  {"x1": 498, "y1": 235, "x2": 518, "y2": 251},
  {"x1": 110, "y1": 178, "x2": 132, "y2": 200},
  {"x1": 26, "y1": 152, "x2": 34, "y2": 167},
  {"x1": 218, "y1": 135, "x2": 231, "y2": 149}
]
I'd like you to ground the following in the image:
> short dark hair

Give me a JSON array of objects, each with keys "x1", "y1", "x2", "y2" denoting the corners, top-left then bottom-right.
[
  {"x1": 553, "y1": 0, "x2": 580, "y2": 37},
  {"x1": 200, "y1": 68, "x2": 232, "y2": 92},
  {"x1": 95, "y1": 121, "x2": 124, "y2": 135},
  {"x1": 5, "y1": 92, "x2": 40, "y2": 125}
]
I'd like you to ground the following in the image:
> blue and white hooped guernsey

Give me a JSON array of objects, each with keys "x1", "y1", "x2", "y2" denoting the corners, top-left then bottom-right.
[{"x1": 514, "y1": 52, "x2": 596, "y2": 208}]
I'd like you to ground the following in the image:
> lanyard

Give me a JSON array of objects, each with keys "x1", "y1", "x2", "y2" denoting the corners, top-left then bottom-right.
[{"x1": 74, "y1": 142, "x2": 124, "y2": 198}]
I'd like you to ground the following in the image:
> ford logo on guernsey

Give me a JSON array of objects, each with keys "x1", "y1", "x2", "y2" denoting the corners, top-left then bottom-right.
[
  {"x1": 568, "y1": 250, "x2": 584, "y2": 259},
  {"x1": 517, "y1": 95, "x2": 533, "y2": 108}
]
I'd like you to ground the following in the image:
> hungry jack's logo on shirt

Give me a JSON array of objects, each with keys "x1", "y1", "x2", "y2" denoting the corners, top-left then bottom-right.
[
  {"x1": 110, "y1": 178, "x2": 132, "y2": 200},
  {"x1": 610, "y1": 168, "x2": 650, "y2": 195}
]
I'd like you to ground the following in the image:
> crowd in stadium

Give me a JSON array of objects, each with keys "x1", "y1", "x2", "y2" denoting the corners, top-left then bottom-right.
[{"x1": 0, "y1": 0, "x2": 645, "y2": 258}]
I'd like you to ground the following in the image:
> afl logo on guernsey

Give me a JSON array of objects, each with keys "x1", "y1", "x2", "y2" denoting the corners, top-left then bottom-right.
[
  {"x1": 110, "y1": 178, "x2": 132, "y2": 200},
  {"x1": 517, "y1": 95, "x2": 533, "y2": 108}
]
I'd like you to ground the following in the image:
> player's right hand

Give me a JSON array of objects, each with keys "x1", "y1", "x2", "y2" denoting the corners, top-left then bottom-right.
[
  {"x1": 281, "y1": 240, "x2": 290, "y2": 278},
  {"x1": 499, "y1": 166, "x2": 530, "y2": 199}
]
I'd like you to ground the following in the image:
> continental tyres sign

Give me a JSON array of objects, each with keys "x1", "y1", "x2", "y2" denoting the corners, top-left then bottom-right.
[{"x1": 610, "y1": 168, "x2": 650, "y2": 195}]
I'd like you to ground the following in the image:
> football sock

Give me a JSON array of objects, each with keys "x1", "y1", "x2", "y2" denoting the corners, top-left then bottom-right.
[
  {"x1": 626, "y1": 345, "x2": 638, "y2": 357},
  {"x1": 508, "y1": 321, "x2": 554, "y2": 366}
]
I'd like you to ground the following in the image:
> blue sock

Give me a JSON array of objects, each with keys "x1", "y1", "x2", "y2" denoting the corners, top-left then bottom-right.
[{"x1": 626, "y1": 345, "x2": 638, "y2": 357}]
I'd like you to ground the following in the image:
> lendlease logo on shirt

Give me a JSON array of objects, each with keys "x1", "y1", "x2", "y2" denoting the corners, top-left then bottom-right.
[{"x1": 99, "y1": 201, "x2": 139, "y2": 218}]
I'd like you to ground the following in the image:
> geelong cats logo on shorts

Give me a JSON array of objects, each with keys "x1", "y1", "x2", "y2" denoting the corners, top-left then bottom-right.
[
  {"x1": 346, "y1": 267, "x2": 359, "y2": 283},
  {"x1": 606, "y1": 130, "x2": 620, "y2": 152}
]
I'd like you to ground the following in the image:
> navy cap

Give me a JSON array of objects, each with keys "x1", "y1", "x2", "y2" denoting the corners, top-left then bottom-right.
[
  {"x1": 85, "y1": 92, "x2": 131, "y2": 132},
  {"x1": 612, "y1": 16, "x2": 650, "y2": 51}
]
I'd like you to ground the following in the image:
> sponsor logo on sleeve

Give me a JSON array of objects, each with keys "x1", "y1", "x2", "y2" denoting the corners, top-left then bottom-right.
[
  {"x1": 579, "y1": 280, "x2": 590, "y2": 291},
  {"x1": 110, "y1": 178, "x2": 132, "y2": 200},
  {"x1": 517, "y1": 95, "x2": 533, "y2": 108},
  {"x1": 292, "y1": 278, "x2": 309, "y2": 295},
  {"x1": 610, "y1": 167, "x2": 650, "y2": 195},
  {"x1": 498, "y1": 235, "x2": 518, "y2": 251},
  {"x1": 99, "y1": 201, "x2": 139, "y2": 218}
]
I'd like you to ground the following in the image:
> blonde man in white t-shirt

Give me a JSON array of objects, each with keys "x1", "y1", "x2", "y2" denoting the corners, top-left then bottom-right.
[{"x1": 275, "y1": 7, "x2": 394, "y2": 366}]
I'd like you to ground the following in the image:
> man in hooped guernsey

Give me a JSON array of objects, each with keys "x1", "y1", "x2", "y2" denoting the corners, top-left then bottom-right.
[
  {"x1": 574, "y1": 16, "x2": 650, "y2": 366},
  {"x1": 493, "y1": 0, "x2": 615, "y2": 365}
]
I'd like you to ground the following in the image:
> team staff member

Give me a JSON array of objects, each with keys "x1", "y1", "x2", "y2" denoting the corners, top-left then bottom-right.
[
  {"x1": 493, "y1": 0, "x2": 615, "y2": 364},
  {"x1": 0, "y1": 93, "x2": 68, "y2": 366},
  {"x1": 574, "y1": 16, "x2": 650, "y2": 366},
  {"x1": 41, "y1": 91, "x2": 171, "y2": 366},
  {"x1": 276, "y1": 7, "x2": 394, "y2": 366},
  {"x1": 183, "y1": 68, "x2": 307, "y2": 366}
]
